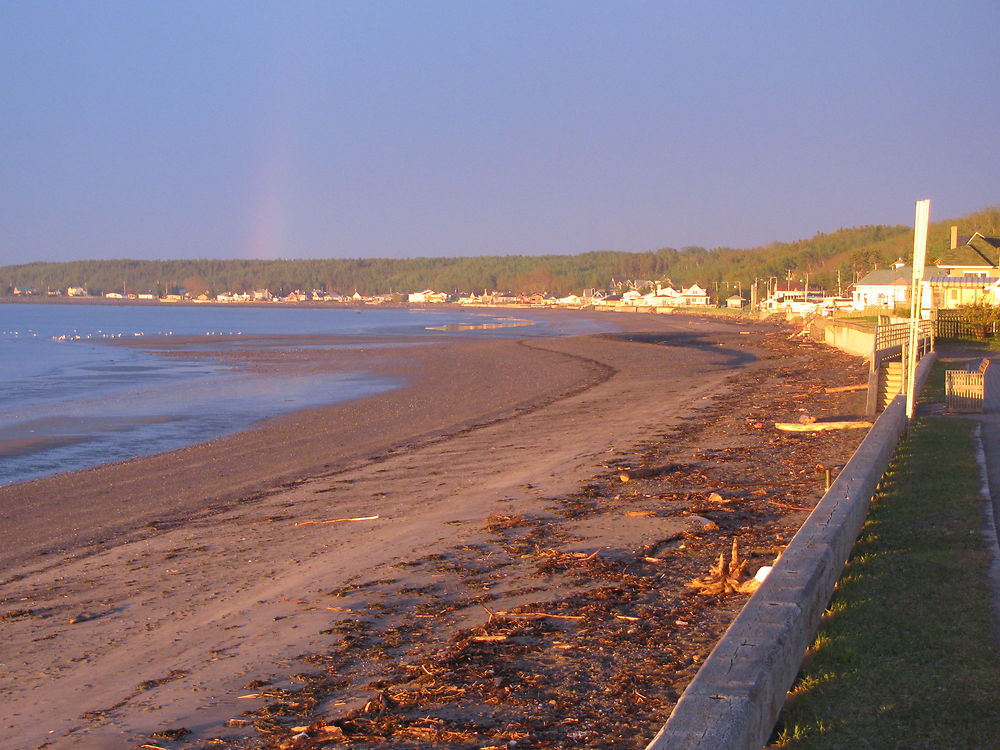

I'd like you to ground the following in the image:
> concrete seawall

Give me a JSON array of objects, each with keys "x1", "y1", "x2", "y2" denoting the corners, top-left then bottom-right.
[{"x1": 645, "y1": 352, "x2": 938, "y2": 750}]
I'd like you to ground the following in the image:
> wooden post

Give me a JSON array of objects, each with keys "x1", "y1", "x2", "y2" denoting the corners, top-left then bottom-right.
[
  {"x1": 906, "y1": 199, "x2": 930, "y2": 421},
  {"x1": 866, "y1": 349, "x2": 880, "y2": 416}
]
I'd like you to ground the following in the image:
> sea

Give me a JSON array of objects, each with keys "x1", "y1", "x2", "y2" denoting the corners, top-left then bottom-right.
[{"x1": 0, "y1": 302, "x2": 610, "y2": 487}]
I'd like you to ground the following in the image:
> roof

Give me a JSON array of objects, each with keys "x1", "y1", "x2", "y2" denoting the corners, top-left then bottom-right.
[
  {"x1": 856, "y1": 267, "x2": 912, "y2": 286},
  {"x1": 957, "y1": 233, "x2": 1000, "y2": 250},
  {"x1": 925, "y1": 276, "x2": 1000, "y2": 287},
  {"x1": 934, "y1": 234, "x2": 999, "y2": 269},
  {"x1": 775, "y1": 282, "x2": 805, "y2": 292}
]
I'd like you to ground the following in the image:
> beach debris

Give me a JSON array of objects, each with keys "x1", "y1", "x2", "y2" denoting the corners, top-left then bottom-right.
[
  {"x1": 483, "y1": 513, "x2": 533, "y2": 531},
  {"x1": 685, "y1": 515, "x2": 720, "y2": 531},
  {"x1": 617, "y1": 463, "x2": 683, "y2": 483},
  {"x1": 283, "y1": 720, "x2": 346, "y2": 746},
  {"x1": 294, "y1": 514, "x2": 379, "y2": 527},
  {"x1": 363, "y1": 689, "x2": 396, "y2": 714},
  {"x1": 774, "y1": 420, "x2": 873, "y2": 432},
  {"x1": 768, "y1": 499, "x2": 813, "y2": 512},
  {"x1": 150, "y1": 728, "x2": 191, "y2": 741},
  {"x1": 687, "y1": 538, "x2": 758, "y2": 596},
  {"x1": 0, "y1": 608, "x2": 36, "y2": 621}
]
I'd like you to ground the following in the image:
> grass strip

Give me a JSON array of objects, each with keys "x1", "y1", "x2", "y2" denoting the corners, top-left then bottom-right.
[{"x1": 771, "y1": 416, "x2": 1000, "y2": 749}]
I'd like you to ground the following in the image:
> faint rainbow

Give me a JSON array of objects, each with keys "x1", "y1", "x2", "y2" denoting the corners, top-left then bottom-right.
[{"x1": 243, "y1": 20, "x2": 315, "y2": 261}]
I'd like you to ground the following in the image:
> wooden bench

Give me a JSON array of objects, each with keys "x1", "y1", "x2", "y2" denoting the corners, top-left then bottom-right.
[{"x1": 945, "y1": 358, "x2": 991, "y2": 413}]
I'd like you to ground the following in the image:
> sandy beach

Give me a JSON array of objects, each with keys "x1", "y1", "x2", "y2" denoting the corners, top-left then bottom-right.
[{"x1": 0, "y1": 311, "x2": 870, "y2": 749}]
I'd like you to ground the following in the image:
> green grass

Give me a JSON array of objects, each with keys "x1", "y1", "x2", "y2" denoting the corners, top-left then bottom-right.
[
  {"x1": 772, "y1": 417, "x2": 1000, "y2": 749},
  {"x1": 920, "y1": 361, "x2": 948, "y2": 403},
  {"x1": 831, "y1": 313, "x2": 880, "y2": 324},
  {"x1": 940, "y1": 335, "x2": 1000, "y2": 351}
]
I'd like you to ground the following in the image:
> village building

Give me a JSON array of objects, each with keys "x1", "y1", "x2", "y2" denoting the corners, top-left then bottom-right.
[
  {"x1": 761, "y1": 281, "x2": 827, "y2": 312},
  {"x1": 555, "y1": 293, "x2": 582, "y2": 305}
]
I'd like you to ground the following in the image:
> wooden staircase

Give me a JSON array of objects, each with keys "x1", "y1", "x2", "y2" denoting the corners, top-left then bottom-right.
[{"x1": 879, "y1": 360, "x2": 904, "y2": 410}]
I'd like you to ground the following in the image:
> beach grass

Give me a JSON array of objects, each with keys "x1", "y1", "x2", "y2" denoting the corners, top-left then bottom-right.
[{"x1": 771, "y1": 416, "x2": 1000, "y2": 749}]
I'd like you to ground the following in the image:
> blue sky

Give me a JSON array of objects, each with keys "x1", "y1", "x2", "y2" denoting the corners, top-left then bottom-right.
[{"x1": 2, "y1": 1, "x2": 998, "y2": 263}]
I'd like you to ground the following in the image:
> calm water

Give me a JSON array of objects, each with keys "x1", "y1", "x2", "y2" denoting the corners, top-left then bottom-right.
[{"x1": 0, "y1": 303, "x2": 608, "y2": 486}]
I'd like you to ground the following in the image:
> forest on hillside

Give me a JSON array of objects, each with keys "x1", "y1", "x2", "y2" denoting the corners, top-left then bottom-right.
[{"x1": 3, "y1": 207, "x2": 998, "y2": 299}]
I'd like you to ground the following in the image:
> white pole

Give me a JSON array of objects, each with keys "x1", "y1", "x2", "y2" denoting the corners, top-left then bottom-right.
[{"x1": 906, "y1": 199, "x2": 930, "y2": 420}]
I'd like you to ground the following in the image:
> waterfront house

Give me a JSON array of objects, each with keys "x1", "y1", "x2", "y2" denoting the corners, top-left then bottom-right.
[
  {"x1": 680, "y1": 284, "x2": 711, "y2": 306},
  {"x1": 852, "y1": 261, "x2": 911, "y2": 310},
  {"x1": 408, "y1": 289, "x2": 449, "y2": 303},
  {"x1": 924, "y1": 232, "x2": 1000, "y2": 310},
  {"x1": 652, "y1": 284, "x2": 684, "y2": 305}
]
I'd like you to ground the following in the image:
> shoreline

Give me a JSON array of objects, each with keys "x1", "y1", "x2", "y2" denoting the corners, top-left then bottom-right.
[
  {"x1": 0, "y1": 330, "x2": 610, "y2": 571},
  {"x1": 0, "y1": 312, "x2": 868, "y2": 749}
]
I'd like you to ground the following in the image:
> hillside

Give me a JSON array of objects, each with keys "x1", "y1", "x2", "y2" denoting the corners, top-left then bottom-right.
[{"x1": 3, "y1": 207, "x2": 998, "y2": 299}]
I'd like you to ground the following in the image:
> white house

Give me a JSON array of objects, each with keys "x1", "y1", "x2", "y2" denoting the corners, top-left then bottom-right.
[
  {"x1": 408, "y1": 289, "x2": 449, "y2": 303},
  {"x1": 851, "y1": 263, "x2": 911, "y2": 310},
  {"x1": 680, "y1": 284, "x2": 711, "y2": 306}
]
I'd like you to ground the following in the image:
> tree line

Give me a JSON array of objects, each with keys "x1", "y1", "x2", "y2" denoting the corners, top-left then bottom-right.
[{"x1": 3, "y1": 207, "x2": 998, "y2": 299}]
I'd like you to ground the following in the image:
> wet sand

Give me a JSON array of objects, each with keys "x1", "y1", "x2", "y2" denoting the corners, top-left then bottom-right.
[{"x1": 0, "y1": 311, "x2": 836, "y2": 749}]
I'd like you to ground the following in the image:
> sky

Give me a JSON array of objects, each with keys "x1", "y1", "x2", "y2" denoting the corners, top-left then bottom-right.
[{"x1": 2, "y1": 1, "x2": 998, "y2": 264}]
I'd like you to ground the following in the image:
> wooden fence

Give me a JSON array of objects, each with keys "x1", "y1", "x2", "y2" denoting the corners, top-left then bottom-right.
[
  {"x1": 945, "y1": 359, "x2": 991, "y2": 413},
  {"x1": 935, "y1": 310, "x2": 999, "y2": 340}
]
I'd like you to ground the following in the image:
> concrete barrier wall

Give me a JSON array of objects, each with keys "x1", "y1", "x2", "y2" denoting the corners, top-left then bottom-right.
[
  {"x1": 818, "y1": 318, "x2": 876, "y2": 358},
  {"x1": 645, "y1": 352, "x2": 937, "y2": 750}
]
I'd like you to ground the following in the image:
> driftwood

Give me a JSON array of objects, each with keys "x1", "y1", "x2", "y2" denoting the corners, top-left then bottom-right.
[
  {"x1": 824, "y1": 383, "x2": 868, "y2": 393},
  {"x1": 687, "y1": 538, "x2": 759, "y2": 596},
  {"x1": 496, "y1": 611, "x2": 584, "y2": 621},
  {"x1": 294, "y1": 515, "x2": 379, "y2": 527},
  {"x1": 774, "y1": 421, "x2": 873, "y2": 432}
]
